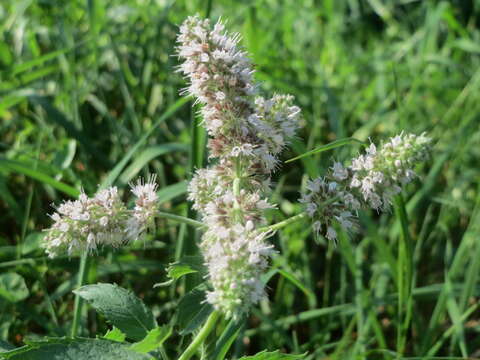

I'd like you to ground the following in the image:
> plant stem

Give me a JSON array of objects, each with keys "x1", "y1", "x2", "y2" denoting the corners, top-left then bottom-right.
[
  {"x1": 71, "y1": 252, "x2": 89, "y2": 337},
  {"x1": 394, "y1": 194, "x2": 413, "y2": 357},
  {"x1": 260, "y1": 196, "x2": 341, "y2": 233},
  {"x1": 260, "y1": 212, "x2": 307, "y2": 232},
  {"x1": 205, "y1": 0, "x2": 213, "y2": 18},
  {"x1": 157, "y1": 211, "x2": 205, "y2": 229},
  {"x1": 178, "y1": 310, "x2": 221, "y2": 360}
]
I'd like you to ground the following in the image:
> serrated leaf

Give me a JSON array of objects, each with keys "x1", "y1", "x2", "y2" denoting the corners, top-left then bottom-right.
[
  {"x1": 0, "y1": 273, "x2": 29, "y2": 303},
  {"x1": 177, "y1": 284, "x2": 213, "y2": 335},
  {"x1": 103, "y1": 327, "x2": 126, "y2": 342},
  {"x1": 74, "y1": 283, "x2": 156, "y2": 341},
  {"x1": 0, "y1": 338, "x2": 153, "y2": 359},
  {"x1": 130, "y1": 326, "x2": 172, "y2": 353},
  {"x1": 239, "y1": 350, "x2": 307, "y2": 360}
]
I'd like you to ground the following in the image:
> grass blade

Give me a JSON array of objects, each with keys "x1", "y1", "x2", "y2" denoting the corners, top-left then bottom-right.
[
  {"x1": 0, "y1": 158, "x2": 79, "y2": 197},
  {"x1": 285, "y1": 137, "x2": 364, "y2": 163},
  {"x1": 119, "y1": 143, "x2": 188, "y2": 185},
  {"x1": 100, "y1": 97, "x2": 190, "y2": 189},
  {"x1": 394, "y1": 194, "x2": 413, "y2": 356}
]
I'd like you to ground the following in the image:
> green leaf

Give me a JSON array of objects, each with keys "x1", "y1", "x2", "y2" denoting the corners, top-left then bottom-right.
[
  {"x1": 73, "y1": 283, "x2": 156, "y2": 341},
  {"x1": 0, "y1": 176, "x2": 21, "y2": 221},
  {"x1": 0, "y1": 340, "x2": 14, "y2": 353},
  {"x1": 129, "y1": 326, "x2": 172, "y2": 353},
  {"x1": 28, "y1": 96, "x2": 111, "y2": 167},
  {"x1": 177, "y1": 284, "x2": 213, "y2": 335},
  {"x1": 0, "y1": 158, "x2": 80, "y2": 197},
  {"x1": 239, "y1": 350, "x2": 307, "y2": 359},
  {"x1": 0, "y1": 338, "x2": 153, "y2": 359},
  {"x1": 154, "y1": 256, "x2": 203, "y2": 287},
  {"x1": 0, "y1": 42, "x2": 13, "y2": 67},
  {"x1": 276, "y1": 269, "x2": 316, "y2": 306},
  {"x1": 119, "y1": 143, "x2": 188, "y2": 185},
  {"x1": 103, "y1": 327, "x2": 126, "y2": 342},
  {"x1": 0, "y1": 94, "x2": 26, "y2": 116},
  {"x1": 100, "y1": 97, "x2": 190, "y2": 189},
  {"x1": 0, "y1": 273, "x2": 29, "y2": 303},
  {"x1": 168, "y1": 262, "x2": 199, "y2": 279},
  {"x1": 157, "y1": 181, "x2": 188, "y2": 205},
  {"x1": 209, "y1": 316, "x2": 245, "y2": 360},
  {"x1": 21, "y1": 232, "x2": 44, "y2": 255},
  {"x1": 12, "y1": 48, "x2": 68, "y2": 75},
  {"x1": 285, "y1": 137, "x2": 364, "y2": 163}
]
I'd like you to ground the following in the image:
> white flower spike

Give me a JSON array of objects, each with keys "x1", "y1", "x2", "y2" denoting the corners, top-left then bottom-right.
[{"x1": 177, "y1": 15, "x2": 303, "y2": 318}]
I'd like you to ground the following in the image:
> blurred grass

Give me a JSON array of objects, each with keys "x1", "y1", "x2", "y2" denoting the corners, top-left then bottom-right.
[{"x1": 1, "y1": 0, "x2": 480, "y2": 358}]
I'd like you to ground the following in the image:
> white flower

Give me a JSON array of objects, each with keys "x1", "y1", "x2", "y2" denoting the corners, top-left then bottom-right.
[
  {"x1": 326, "y1": 227, "x2": 337, "y2": 242},
  {"x1": 361, "y1": 177, "x2": 374, "y2": 198},
  {"x1": 43, "y1": 176, "x2": 159, "y2": 258},
  {"x1": 306, "y1": 178, "x2": 323, "y2": 193},
  {"x1": 350, "y1": 177, "x2": 361, "y2": 188},
  {"x1": 332, "y1": 162, "x2": 348, "y2": 180},
  {"x1": 366, "y1": 143, "x2": 376, "y2": 155},
  {"x1": 306, "y1": 203, "x2": 317, "y2": 217}
]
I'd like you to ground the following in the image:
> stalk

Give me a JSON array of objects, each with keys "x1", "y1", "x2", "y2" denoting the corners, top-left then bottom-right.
[
  {"x1": 71, "y1": 252, "x2": 89, "y2": 337},
  {"x1": 394, "y1": 194, "x2": 413, "y2": 357},
  {"x1": 178, "y1": 310, "x2": 221, "y2": 360},
  {"x1": 260, "y1": 196, "x2": 341, "y2": 233},
  {"x1": 157, "y1": 211, "x2": 205, "y2": 229},
  {"x1": 260, "y1": 213, "x2": 307, "y2": 232}
]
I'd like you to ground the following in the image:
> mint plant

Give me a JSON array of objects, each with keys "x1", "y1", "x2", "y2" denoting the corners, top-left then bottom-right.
[{"x1": 0, "y1": 15, "x2": 432, "y2": 360}]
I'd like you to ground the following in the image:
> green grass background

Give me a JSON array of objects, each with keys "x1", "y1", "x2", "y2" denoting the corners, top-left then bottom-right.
[{"x1": 1, "y1": 0, "x2": 480, "y2": 358}]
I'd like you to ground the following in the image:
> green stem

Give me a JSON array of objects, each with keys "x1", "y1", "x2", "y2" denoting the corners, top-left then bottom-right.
[
  {"x1": 205, "y1": 0, "x2": 213, "y2": 18},
  {"x1": 260, "y1": 212, "x2": 307, "y2": 232},
  {"x1": 71, "y1": 252, "x2": 89, "y2": 337},
  {"x1": 394, "y1": 194, "x2": 413, "y2": 357},
  {"x1": 260, "y1": 196, "x2": 341, "y2": 233},
  {"x1": 233, "y1": 176, "x2": 241, "y2": 197},
  {"x1": 178, "y1": 310, "x2": 221, "y2": 360},
  {"x1": 157, "y1": 211, "x2": 205, "y2": 229}
]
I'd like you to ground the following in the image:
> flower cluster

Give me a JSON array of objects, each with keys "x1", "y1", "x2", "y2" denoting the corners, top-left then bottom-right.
[
  {"x1": 43, "y1": 177, "x2": 158, "y2": 258},
  {"x1": 177, "y1": 16, "x2": 255, "y2": 137},
  {"x1": 300, "y1": 132, "x2": 431, "y2": 243},
  {"x1": 300, "y1": 177, "x2": 359, "y2": 244},
  {"x1": 177, "y1": 15, "x2": 301, "y2": 173},
  {"x1": 178, "y1": 15, "x2": 302, "y2": 317},
  {"x1": 128, "y1": 176, "x2": 160, "y2": 239},
  {"x1": 202, "y1": 223, "x2": 275, "y2": 317}
]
